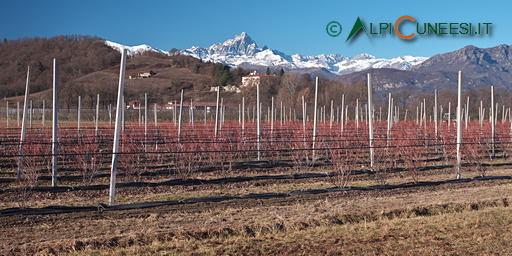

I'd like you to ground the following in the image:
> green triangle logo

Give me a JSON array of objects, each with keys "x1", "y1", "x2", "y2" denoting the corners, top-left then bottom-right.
[{"x1": 346, "y1": 17, "x2": 369, "y2": 42}]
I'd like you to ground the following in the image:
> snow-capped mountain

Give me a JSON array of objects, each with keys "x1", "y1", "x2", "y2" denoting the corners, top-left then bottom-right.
[
  {"x1": 105, "y1": 40, "x2": 169, "y2": 56},
  {"x1": 104, "y1": 33, "x2": 427, "y2": 75},
  {"x1": 180, "y1": 32, "x2": 427, "y2": 75}
]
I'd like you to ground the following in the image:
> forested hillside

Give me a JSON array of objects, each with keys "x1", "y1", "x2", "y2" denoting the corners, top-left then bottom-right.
[{"x1": 0, "y1": 35, "x2": 120, "y2": 98}]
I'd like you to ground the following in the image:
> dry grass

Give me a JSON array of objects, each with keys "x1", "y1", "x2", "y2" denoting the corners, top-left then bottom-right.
[
  {"x1": 75, "y1": 206, "x2": 511, "y2": 256},
  {"x1": 2, "y1": 177, "x2": 511, "y2": 255}
]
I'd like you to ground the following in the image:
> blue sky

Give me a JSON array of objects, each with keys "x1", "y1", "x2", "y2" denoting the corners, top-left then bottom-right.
[{"x1": 1, "y1": 0, "x2": 509, "y2": 58}]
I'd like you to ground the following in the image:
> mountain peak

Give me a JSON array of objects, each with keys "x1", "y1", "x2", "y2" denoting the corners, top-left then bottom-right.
[
  {"x1": 199, "y1": 32, "x2": 258, "y2": 57},
  {"x1": 232, "y1": 32, "x2": 252, "y2": 43},
  {"x1": 223, "y1": 32, "x2": 255, "y2": 45},
  {"x1": 181, "y1": 33, "x2": 426, "y2": 74}
]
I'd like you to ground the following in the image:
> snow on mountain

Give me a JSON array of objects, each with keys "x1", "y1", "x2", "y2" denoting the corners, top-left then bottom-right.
[
  {"x1": 104, "y1": 33, "x2": 427, "y2": 75},
  {"x1": 180, "y1": 32, "x2": 427, "y2": 75},
  {"x1": 105, "y1": 40, "x2": 169, "y2": 56}
]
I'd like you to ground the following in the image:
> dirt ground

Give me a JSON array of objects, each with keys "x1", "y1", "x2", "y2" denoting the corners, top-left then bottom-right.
[{"x1": 1, "y1": 175, "x2": 511, "y2": 255}]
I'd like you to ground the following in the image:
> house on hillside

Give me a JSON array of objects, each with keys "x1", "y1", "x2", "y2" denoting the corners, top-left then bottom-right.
[
  {"x1": 241, "y1": 72, "x2": 279, "y2": 88},
  {"x1": 210, "y1": 85, "x2": 241, "y2": 93},
  {"x1": 129, "y1": 70, "x2": 156, "y2": 79},
  {"x1": 165, "y1": 101, "x2": 221, "y2": 113}
]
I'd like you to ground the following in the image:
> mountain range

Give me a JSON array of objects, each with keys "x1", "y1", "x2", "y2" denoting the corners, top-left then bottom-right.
[
  {"x1": 106, "y1": 32, "x2": 427, "y2": 76},
  {"x1": 337, "y1": 44, "x2": 512, "y2": 93},
  {"x1": 105, "y1": 33, "x2": 512, "y2": 92}
]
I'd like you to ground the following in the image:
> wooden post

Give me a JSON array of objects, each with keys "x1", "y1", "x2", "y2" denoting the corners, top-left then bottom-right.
[
  {"x1": 108, "y1": 49, "x2": 127, "y2": 206},
  {"x1": 51, "y1": 59, "x2": 58, "y2": 187}
]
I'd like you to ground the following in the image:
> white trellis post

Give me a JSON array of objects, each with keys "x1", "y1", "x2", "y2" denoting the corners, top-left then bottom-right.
[
  {"x1": 51, "y1": 59, "x2": 58, "y2": 187},
  {"x1": 386, "y1": 93, "x2": 392, "y2": 147},
  {"x1": 5, "y1": 101, "x2": 8, "y2": 128},
  {"x1": 330, "y1": 100, "x2": 334, "y2": 129},
  {"x1": 190, "y1": 99, "x2": 194, "y2": 128},
  {"x1": 434, "y1": 89, "x2": 438, "y2": 138},
  {"x1": 340, "y1": 94, "x2": 344, "y2": 134},
  {"x1": 178, "y1": 89, "x2": 184, "y2": 140},
  {"x1": 214, "y1": 88, "x2": 220, "y2": 138},
  {"x1": 42, "y1": 100, "x2": 45, "y2": 127},
  {"x1": 491, "y1": 86, "x2": 495, "y2": 158},
  {"x1": 466, "y1": 96, "x2": 470, "y2": 129},
  {"x1": 145, "y1": 93, "x2": 148, "y2": 137},
  {"x1": 29, "y1": 100, "x2": 32, "y2": 129},
  {"x1": 77, "y1": 96, "x2": 81, "y2": 135},
  {"x1": 108, "y1": 49, "x2": 127, "y2": 206},
  {"x1": 355, "y1": 99, "x2": 359, "y2": 132},
  {"x1": 456, "y1": 71, "x2": 463, "y2": 179},
  {"x1": 18, "y1": 66, "x2": 31, "y2": 179},
  {"x1": 242, "y1": 97, "x2": 245, "y2": 136},
  {"x1": 271, "y1": 96, "x2": 275, "y2": 137},
  {"x1": 256, "y1": 83, "x2": 261, "y2": 160},
  {"x1": 17, "y1": 102, "x2": 20, "y2": 127},
  {"x1": 154, "y1": 103, "x2": 158, "y2": 127},
  {"x1": 312, "y1": 77, "x2": 319, "y2": 160},
  {"x1": 95, "y1": 94, "x2": 100, "y2": 136},
  {"x1": 302, "y1": 95, "x2": 306, "y2": 134},
  {"x1": 367, "y1": 74, "x2": 374, "y2": 171},
  {"x1": 108, "y1": 104, "x2": 112, "y2": 127}
]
